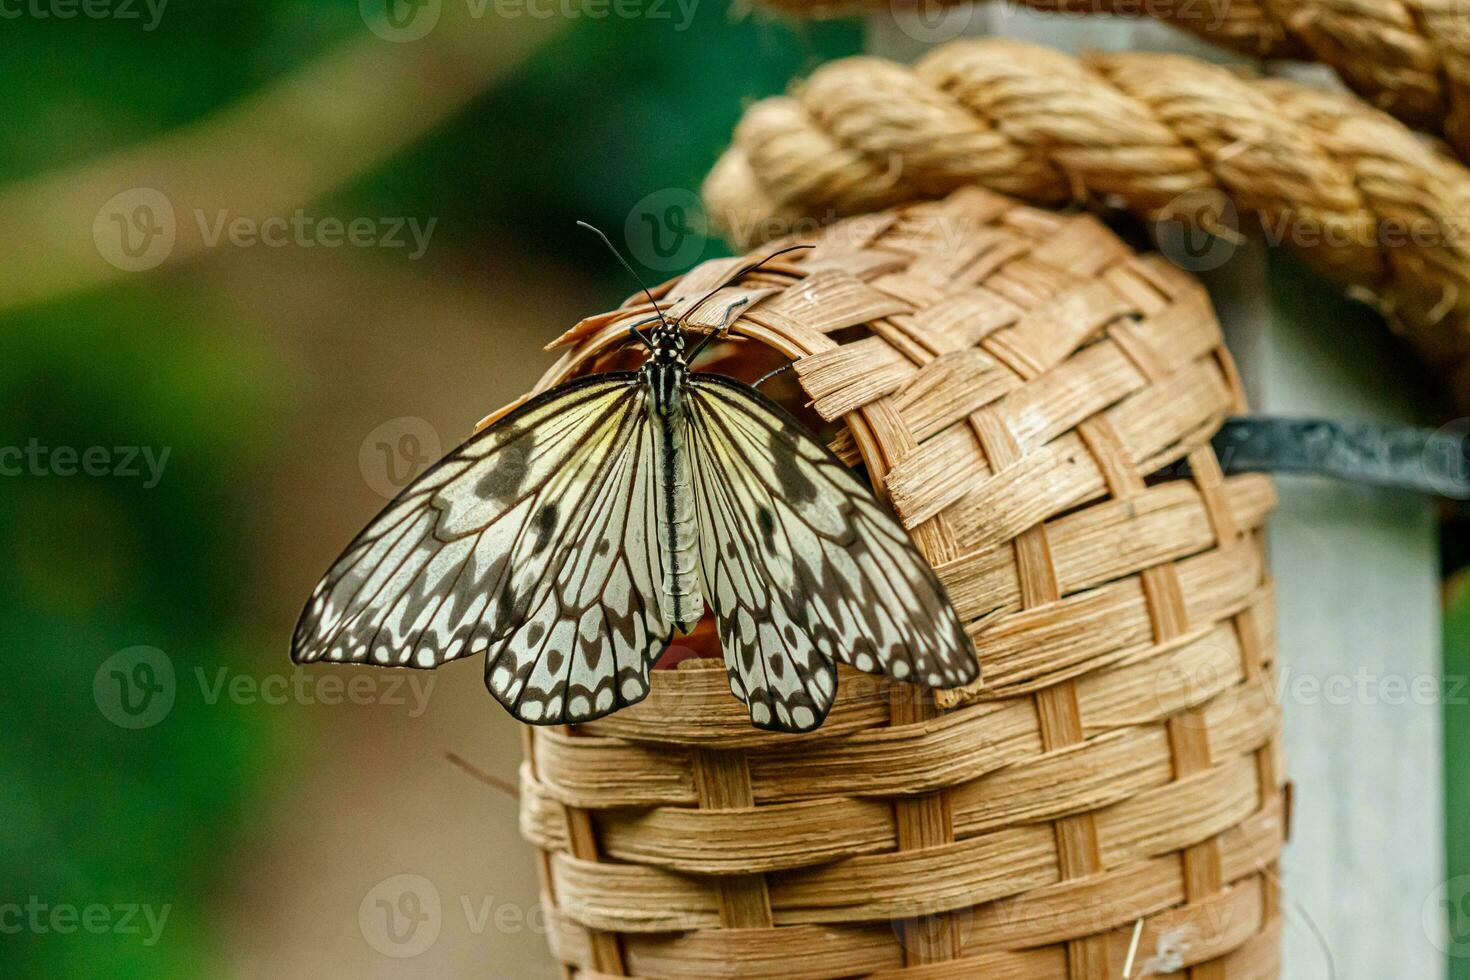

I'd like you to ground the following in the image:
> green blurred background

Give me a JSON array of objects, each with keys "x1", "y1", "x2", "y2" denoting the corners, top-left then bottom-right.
[
  {"x1": 2, "y1": 2, "x2": 1467, "y2": 978},
  {"x1": 0, "y1": 4, "x2": 856, "y2": 977}
]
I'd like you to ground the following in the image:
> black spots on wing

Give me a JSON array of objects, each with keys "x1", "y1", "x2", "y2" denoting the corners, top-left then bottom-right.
[
  {"x1": 725, "y1": 538, "x2": 739, "y2": 559},
  {"x1": 475, "y1": 424, "x2": 532, "y2": 502},
  {"x1": 607, "y1": 612, "x2": 635, "y2": 647},
  {"x1": 788, "y1": 589, "x2": 812, "y2": 630},
  {"x1": 768, "y1": 428, "x2": 817, "y2": 505},
  {"x1": 527, "y1": 622, "x2": 546, "y2": 647},
  {"x1": 595, "y1": 538, "x2": 611, "y2": 556},
  {"x1": 399, "y1": 577, "x2": 436, "y2": 624},
  {"x1": 499, "y1": 581, "x2": 528, "y2": 626},
  {"x1": 757, "y1": 506, "x2": 777, "y2": 551},
  {"x1": 768, "y1": 655, "x2": 785, "y2": 679},
  {"x1": 442, "y1": 579, "x2": 471, "y2": 624},
  {"x1": 532, "y1": 503, "x2": 558, "y2": 555},
  {"x1": 544, "y1": 648, "x2": 564, "y2": 675},
  {"x1": 471, "y1": 555, "x2": 509, "y2": 610}
]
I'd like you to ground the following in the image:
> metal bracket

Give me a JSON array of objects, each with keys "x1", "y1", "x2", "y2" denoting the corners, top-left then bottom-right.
[{"x1": 1214, "y1": 417, "x2": 1470, "y2": 500}]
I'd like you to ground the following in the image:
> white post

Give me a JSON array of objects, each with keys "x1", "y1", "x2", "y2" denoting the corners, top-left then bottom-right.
[{"x1": 868, "y1": 12, "x2": 1446, "y2": 977}]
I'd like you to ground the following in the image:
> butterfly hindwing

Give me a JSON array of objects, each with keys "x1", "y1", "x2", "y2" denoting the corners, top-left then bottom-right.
[
  {"x1": 291, "y1": 373, "x2": 674, "y2": 724},
  {"x1": 294, "y1": 359, "x2": 978, "y2": 734},
  {"x1": 685, "y1": 373, "x2": 979, "y2": 733}
]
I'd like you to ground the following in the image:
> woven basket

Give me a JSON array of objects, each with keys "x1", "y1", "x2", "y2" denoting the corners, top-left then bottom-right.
[{"x1": 512, "y1": 188, "x2": 1286, "y2": 978}]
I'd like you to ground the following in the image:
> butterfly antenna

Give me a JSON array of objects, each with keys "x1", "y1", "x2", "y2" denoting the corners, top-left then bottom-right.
[
  {"x1": 683, "y1": 242, "x2": 814, "y2": 364},
  {"x1": 684, "y1": 243, "x2": 813, "y2": 321},
  {"x1": 576, "y1": 220, "x2": 671, "y2": 334}
]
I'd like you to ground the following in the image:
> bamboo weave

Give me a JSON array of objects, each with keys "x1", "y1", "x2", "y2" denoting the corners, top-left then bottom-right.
[
  {"x1": 754, "y1": 0, "x2": 1470, "y2": 164},
  {"x1": 701, "y1": 37, "x2": 1470, "y2": 406},
  {"x1": 514, "y1": 189, "x2": 1285, "y2": 978}
]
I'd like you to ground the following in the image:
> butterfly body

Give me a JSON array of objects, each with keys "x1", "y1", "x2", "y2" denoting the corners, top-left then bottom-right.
[
  {"x1": 644, "y1": 338, "x2": 704, "y2": 634},
  {"x1": 293, "y1": 298, "x2": 978, "y2": 733}
]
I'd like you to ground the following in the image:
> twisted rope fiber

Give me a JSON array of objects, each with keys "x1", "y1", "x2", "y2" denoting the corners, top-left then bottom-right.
[
  {"x1": 754, "y1": 0, "x2": 1470, "y2": 162},
  {"x1": 703, "y1": 38, "x2": 1470, "y2": 401}
]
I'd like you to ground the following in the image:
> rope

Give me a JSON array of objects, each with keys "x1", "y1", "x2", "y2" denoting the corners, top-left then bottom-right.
[
  {"x1": 702, "y1": 38, "x2": 1470, "y2": 402},
  {"x1": 755, "y1": 0, "x2": 1470, "y2": 163}
]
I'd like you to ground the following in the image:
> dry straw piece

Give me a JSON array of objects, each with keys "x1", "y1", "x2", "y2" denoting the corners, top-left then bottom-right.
[
  {"x1": 702, "y1": 37, "x2": 1470, "y2": 407},
  {"x1": 754, "y1": 0, "x2": 1470, "y2": 163},
  {"x1": 513, "y1": 188, "x2": 1286, "y2": 978}
]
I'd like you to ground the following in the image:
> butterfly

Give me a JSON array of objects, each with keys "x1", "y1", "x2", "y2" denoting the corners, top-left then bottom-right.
[{"x1": 290, "y1": 230, "x2": 979, "y2": 733}]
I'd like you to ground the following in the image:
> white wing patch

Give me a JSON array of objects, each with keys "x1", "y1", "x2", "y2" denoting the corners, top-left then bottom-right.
[
  {"x1": 291, "y1": 373, "x2": 673, "y2": 725},
  {"x1": 685, "y1": 374, "x2": 978, "y2": 733}
]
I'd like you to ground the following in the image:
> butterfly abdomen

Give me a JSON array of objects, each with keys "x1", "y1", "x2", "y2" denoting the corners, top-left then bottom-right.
[{"x1": 649, "y1": 367, "x2": 704, "y2": 633}]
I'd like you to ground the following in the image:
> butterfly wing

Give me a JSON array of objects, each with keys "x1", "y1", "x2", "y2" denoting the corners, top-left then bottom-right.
[
  {"x1": 684, "y1": 373, "x2": 979, "y2": 733},
  {"x1": 291, "y1": 373, "x2": 673, "y2": 725}
]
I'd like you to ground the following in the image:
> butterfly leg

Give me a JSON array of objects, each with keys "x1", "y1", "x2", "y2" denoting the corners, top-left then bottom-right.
[
  {"x1": 624, "y1": 313, "x2": 664, "y2": 350},
  {"x1": 684, "y1": 297, "x2": 754, "y2": 365},
  {"x1": 752, "y1": 361, "x2": 794, "y2": 390}
]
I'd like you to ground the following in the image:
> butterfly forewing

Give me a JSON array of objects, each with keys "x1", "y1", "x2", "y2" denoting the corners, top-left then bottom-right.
[
  {"x1": 294, "y1": 354, "x2": 979, "y2": 734},
  {"x1": 685, "y1": 374, "x2": 978, "y2": 733},
  {"x1": 291, "y1": 373, "x2": 675, "y2": 724}
]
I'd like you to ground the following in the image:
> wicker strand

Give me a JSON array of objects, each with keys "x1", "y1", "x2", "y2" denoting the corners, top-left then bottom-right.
[
  {"x1": 754, "y1": 0, "x2": 1470, "y2": 163},
  {"x1": 702, "y1": 37, "x2": 1470, "y2": 404}
]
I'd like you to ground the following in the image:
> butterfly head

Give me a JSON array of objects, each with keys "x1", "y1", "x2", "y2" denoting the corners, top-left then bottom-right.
[
  {"x1": 646, "y1": 319, "x2": 687, "y2": 362},
  {"x1": 642, "y1": 321, "x2": 689, "y2": 418}
]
